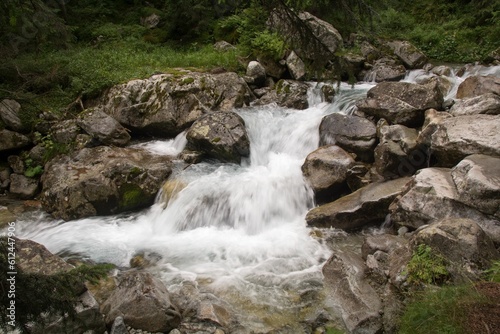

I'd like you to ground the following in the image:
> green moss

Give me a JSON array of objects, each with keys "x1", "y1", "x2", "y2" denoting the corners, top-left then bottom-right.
[
  {"x1": 119, "y1": 183, "x2": 149, "y2": 210},
  {"x1": 180, "y1": 77, "x2": 195, "y2": 85},
  {"x1": 211, "y1": 137, "x2": 221, "y2": 143}
]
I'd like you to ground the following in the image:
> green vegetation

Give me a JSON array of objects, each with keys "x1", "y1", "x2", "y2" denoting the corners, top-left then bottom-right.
[
  {"x1": 484, "y1": 260, "x2": 500, "y2": 282},
  {"x1": 399, "y1": 285, "x2": 483, "y2": 334},
  {"x1": 0, "y1": 0, "x2": 498, "y2": 120},
  {"x1": 375, "y1": 0, "x2": 500, "y2": 62},
  {"x1": 405, "y1": 244, "x2": 450, "y2": 285},
  {"x1": 0, "y1": 237, "x2": 113, "y2": 333}
]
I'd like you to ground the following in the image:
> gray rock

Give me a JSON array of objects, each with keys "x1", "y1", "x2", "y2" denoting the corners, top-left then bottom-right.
[
  {"x1": 15, "y1": 238, "x2": 73, "y2": 275},
  {"x1": 50, "y1": 119, "x2": 81, "y2": 144},
  {"x1": 0, "y1": 129, "x2": 31, "y2": 152},
  {"x1": 77, "y1": 108, "x2": 131, "y2": 146},
  {"x1": 0, "y1": 99, "x2": 27, "y2": 132},
  {"x1": 373, "y1": 124, "x2": 426, "y2": 179},
  {"x1": 41, "y1": 146, "x2": 171, "y2": 220},
  {"x1": 101, "y1": 271, "x2": 181, "y2": 333},
  {"x1": 456, "y1": 75, "x2": 500, "y2": 99},
  {"x1": 389, "y1": 167, "x2": 500, "y2": 243},
  {"x1": 214, "y1": 41, "x2": 236, "y2": 52},
  {"x1": 256, "y1": 79, "x2": 309, "y2": 109},
  {"x1": 412, "y1": 218, "x2": 500, "y2": 281},
  {"x1": 319, "y1": 113, "x2": 377, "y2": 162},
  {"x1": 449, "y1": 93, "x2": 500, "y2": 116},
  {"x1": 357, "y1": 80, "x2": 444, "y2": 126},
  {"x1": 451, "y1": 154, "x2": 500, "y2": 218},
  {"x1": 361, "y1": 234, "x2": 406, "y2": 260},
  {"x1": 306, "y1": 177, "x2": 411, "y2": 230},
  {"x1": 322, "y1": 250, "x2": 382, "y2": 334},
  {"x1": 418, "y1": 113, "x2": 500, "y2": 167},
  {"x1": 10, "y1": 174, "x2": 39, "y2": 199},
  {"x1": 386, "y1": 40, "x2": 427, "y2": 69},
  {"x1": 8, "y1": 155, "x2": 25, "y2": 174},
  {"x1": 301, "y1": 145, "x2": 358, "y2": 203},
  {"x1": 362, "y1": 57, "x2": 406, "y2": 82},
  {"x1": 102, "y1": 71, "x2": 252, "y2": 137},
  {"x1": 141, "y1": 13, "x2": 160, "y2": 29},
  {"x1": 111, "y1": 316, "x2": 129, "y2": 334},
  {"x1": 297, "y1": 11, "x2": 343, "y2": 56},
  {"x1": 246, "y1": 61, "x2": 266, "y2": 86},
  {"x1": 186, "y1": 111, "x2": 250, "y2": 163},
  {"x1": 286, "y1": 51, "x2": 306, "y2": 80}
]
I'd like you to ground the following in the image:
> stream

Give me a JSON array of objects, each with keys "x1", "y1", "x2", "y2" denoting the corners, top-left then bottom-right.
[{"x1": 5, "y1": 63, "x2": 500, "y2": 332}]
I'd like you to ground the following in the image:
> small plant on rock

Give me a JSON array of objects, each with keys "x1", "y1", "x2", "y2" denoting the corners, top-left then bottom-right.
[{"x1": 406, "y1": 244, "x2": 449, "y2": 285}]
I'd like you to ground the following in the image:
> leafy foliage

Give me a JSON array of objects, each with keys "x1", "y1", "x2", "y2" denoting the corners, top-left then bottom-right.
[
  {"x1": 0, "y1": 237, "x2": 113, "y2": 333},
  {"x1": 406, "y1": 244, "x2": 449, "y2": 285}
]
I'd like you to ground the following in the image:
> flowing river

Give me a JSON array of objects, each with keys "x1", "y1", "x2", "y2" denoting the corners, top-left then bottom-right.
[{"x1": 6, "y1": 63, "x2": 500, "y2": 332}]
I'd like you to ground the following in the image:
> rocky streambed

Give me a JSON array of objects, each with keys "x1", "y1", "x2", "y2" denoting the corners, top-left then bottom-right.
[{"x1": 1, "y1": 30, "x2": 500, "y2": 334}]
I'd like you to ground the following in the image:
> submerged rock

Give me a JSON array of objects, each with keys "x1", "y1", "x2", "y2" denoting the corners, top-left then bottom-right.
[{"x1": 41, "y1": 146, "x2": 171, "y2": 220}]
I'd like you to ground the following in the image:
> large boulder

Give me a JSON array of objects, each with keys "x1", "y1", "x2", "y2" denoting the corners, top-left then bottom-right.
[
  {"x1": 101, "y1": 71, "x2": 252, "y2": 137},
  {"x1": 77, "y1": 108, "x2": 131, "y2": 146},
  {"x1": 0, "y1": 129, "x2": 31, "y2": 152},
  {"x1": 319, "y1": 113, "x2": 377, "y2": 162},
  {"x1": 268, "y1": 10, "x2": 342, "y2": 61},
  {"x1": 41, "y1": 146, "x2": 172, "y2": 220},
  {"x1": 0, "y1": 99, "x2": 28, "y2": 133},
  {"x1": 246, "y1": 61, "x2": 267, "y2": 86},
  {"x1": 101, "y1": 271, "x2": 181, "y2": 333},
  {"x1": 373, "y1": 124, "x2": 426, "y2": 179},
  {"x1": 418, "y1": 113, "x2": 500, "y2": 167},
  {"x1": 286, "y1": 51, "x2": 306, "y2": 80},
  {"x1": 323, "y1": 250, "x2": 383, "y2": 334},
  {"x1": 301, "y1": 145, "x2": 360, "y2": 203},
  {"x1": 306, "y1": 177, "x2": 410, "y2": 230},
  {"x1": 361, "y1": 57, "x2": 406, "y2": 82},
  {"x1": 15, "y1": 239, "x2": 106, "y2": 334},
  {"x1": 356, "y1": 80, "x2": 444, "y2": 126},
  {"x1": 50, "y1": 119, "x2": 81, "y2": 144},
  {"x1": 389, "y1": 167, "x2": 500, "y2": 243},
  {"x1": 256, "y1": 79, "x2": 310, "y2": 109},
  {"x1": 412, "y1": 218, "x2": 500, "y2": 281},
  {"x1": 186, "y1": 111, "x2": 250, "y2": 163},
  {"x1": 386, "y1": 40, "x2": 427, "y2": 69},
  {"x1": 451, "y1": 154, "x2": 500, "y2": 218},
  {"x1": 9, "y1": 174, "x2": 39, "y2": 199},
  {"x1": 449, "y1": 93, "x2": 500, "y2": 116},
  {"x1": 456, "y1": 75, "x2": 500, "y2": 99}
]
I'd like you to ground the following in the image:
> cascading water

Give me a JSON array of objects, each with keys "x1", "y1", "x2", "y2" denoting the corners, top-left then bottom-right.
[
  {"x1": 9, "y1": 63, "x2": 498, "y2": 331},
  {"x1": 11, "y1": 82, "x2": 373, "y2": 332}
]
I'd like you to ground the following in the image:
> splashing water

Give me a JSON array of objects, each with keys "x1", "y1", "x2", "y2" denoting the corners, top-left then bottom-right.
[{"x1": 13, "y1": 63, "x2": 499, "y2": 330}]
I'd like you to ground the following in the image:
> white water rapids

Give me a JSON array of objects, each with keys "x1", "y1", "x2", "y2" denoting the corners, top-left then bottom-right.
[{"x1": 6, "y1": 64, "x2": 499, "y2": 331}]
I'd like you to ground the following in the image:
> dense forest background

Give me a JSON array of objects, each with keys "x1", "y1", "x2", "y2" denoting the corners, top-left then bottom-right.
[{"x1": 0, "y1": 0, "x2": 499, "y2": 123}]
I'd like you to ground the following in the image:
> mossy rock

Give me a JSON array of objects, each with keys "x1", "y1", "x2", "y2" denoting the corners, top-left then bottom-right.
[{"x1": 118, "y1": 183, "x2": 150, "y2": 210}]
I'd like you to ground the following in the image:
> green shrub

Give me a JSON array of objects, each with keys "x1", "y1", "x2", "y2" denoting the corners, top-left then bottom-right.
[{"x1": 406, "y1": 244, "x2": 449, "y2": 285}]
